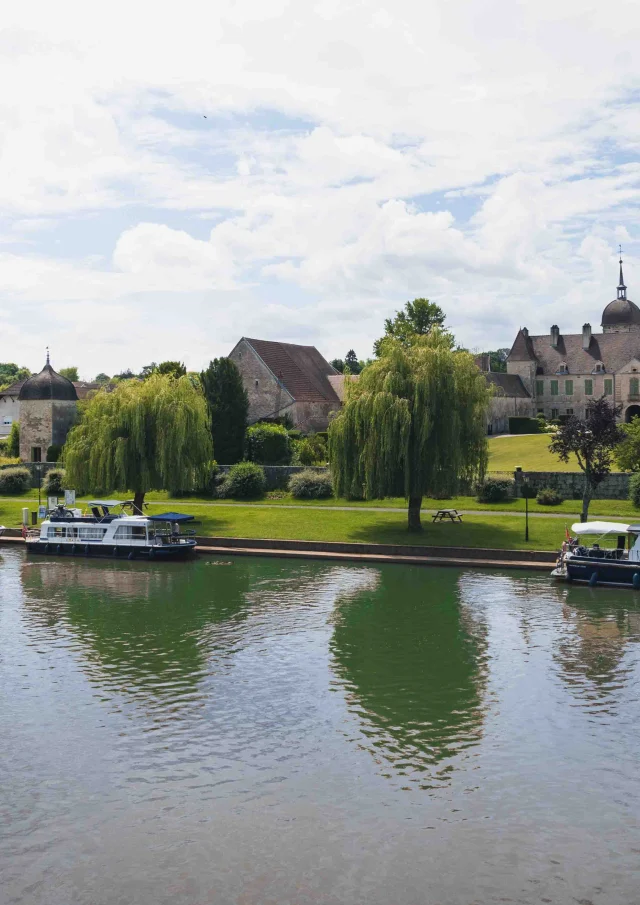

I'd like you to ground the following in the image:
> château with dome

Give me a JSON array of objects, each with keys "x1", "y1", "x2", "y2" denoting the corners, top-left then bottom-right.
[{"x1": 507, "y1": 254, "x2": 640, "y2": 423}]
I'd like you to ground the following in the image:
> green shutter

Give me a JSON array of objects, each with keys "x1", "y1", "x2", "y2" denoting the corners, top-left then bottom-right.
[
  {"x1": 536, "y1": 379, "x2": 544, "y2": 395},
  {"x1": 550, "y1": 380, "x2": 558, "y2": 396},
  {"x1": 584, "y1": 379, "x2": 593, "y2": 396},
  {"x1": 631, "y1": 377, "x2": 639, "y2": 395},
  {"x1": 604, "y1": 378, "x2": 613, "y2": 396},
  {"x1": 565, "y1": 380, "x2": 573, "y2": 396}
]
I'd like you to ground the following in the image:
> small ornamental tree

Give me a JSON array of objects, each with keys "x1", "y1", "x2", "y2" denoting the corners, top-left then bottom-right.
[
  {"x1": 550, "y1": 397, "x2": 624, "y2": 522},
  {"x1": 7, "y1": 421, "x2": 20, "y2": 458},
  {"x1": 200, "y1": 358, "x2": 248, "y2": 465},
  {"x1": 329, "y1": 331, "x2": 490, "y2": 531},
  {"x1": 63, "y1": 374, "x2": 212, "y2": 513}
]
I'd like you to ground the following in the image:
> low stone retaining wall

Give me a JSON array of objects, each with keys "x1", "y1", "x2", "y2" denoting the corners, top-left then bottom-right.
[
  {"x1": 218, "y1": 464, "x2": 328, "y2": 490},
  {"x1": 513, "y1": 470, "x2": 629, "y2": 500}
]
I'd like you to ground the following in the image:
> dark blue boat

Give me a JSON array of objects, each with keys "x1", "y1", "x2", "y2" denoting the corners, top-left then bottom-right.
[{"x1": 552, "y1": 520, "x2": 640, "y2": 588}]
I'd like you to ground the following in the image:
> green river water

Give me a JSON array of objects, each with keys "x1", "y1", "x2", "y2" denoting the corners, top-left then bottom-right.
[{"x1": 1, "y1": 547, "x2": 639, "y2": 904}]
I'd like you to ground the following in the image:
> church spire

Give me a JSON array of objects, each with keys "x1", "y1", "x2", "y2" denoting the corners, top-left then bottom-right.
[
  {"x1": 618, "y1": 245, "x2": 627, "y2": 300},
  {"x1": 46, "y1": 346, "x2": 50, "y2": 366}
]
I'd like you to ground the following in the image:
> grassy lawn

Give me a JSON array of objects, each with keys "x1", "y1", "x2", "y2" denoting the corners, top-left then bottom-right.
[
  {"x1": 487, "y1": 434, "x2": 586, "y2": 473},
  {"x1": 0, "y1": 495, "x2": 575, "y2": 551}
]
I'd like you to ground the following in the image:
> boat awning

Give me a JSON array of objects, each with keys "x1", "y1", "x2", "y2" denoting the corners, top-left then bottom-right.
[
  {"x1": 147, "y1": 512, "x2": 195, "y2": 523},
  {"x1": 87, "y1": 500, "x2": 121, "y2": 508},
  {"x1": 571, "y1": 521, "x2": 630, "y2": 536}
]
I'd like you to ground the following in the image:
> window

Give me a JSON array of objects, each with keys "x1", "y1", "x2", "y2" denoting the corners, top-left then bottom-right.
[
  {"x1": 565, "y1": 380, "x2": 573, "y2": 396},
  {"x1": 48, "y1": 526, "x2": 67, "y2": 538},
  {"x1": 535, "y1": 380, "x2": 544, "y2": 396},
  {"x1": 31, "y1": 447, "x2": 41, "y2": 462},
  {"x1": 551, "y1": 408, "x2": 559, "y2": 419},
  {"x1": 584, "y1": 379, "x2": 593, "y2": 396},
  {"x1": 557, "y1": 362, "x2": 568, "y2": 374},
  {"x1": 78, "y1": 526, "x2": 108, "y2": 541},
  {"x1": 604, "y1": 378, "x2": 613, "y2": 396},
  {"x1": 550, "y1": 380, "x2": 558, "y2": 396},
  {"x1": 2, "y1": 416, "x2": 11, "y2": 425},
  {"x1": 566, "y1": 408, "x2": 574, "y2": 415},
  {"x1": 630, "y1": 377, "x2": 639, "y2": 396},
  {"x1": 593, "y1": 362, "x2": 604, "y2": 374},
  {"x1": 114, "y1": 525, "x2": 147, "y2": 540}
]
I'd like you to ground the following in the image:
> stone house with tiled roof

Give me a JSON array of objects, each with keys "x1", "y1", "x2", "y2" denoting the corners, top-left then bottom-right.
[
  {"x1": 228, "y1": 337, "x2": 347, "y2": 432},
  {"x1": 0, "y1": 374, "x2": 100, "y2": 440},
  {"x1": 507, "y1": 257, "x2": 640, "y2": 422},
  {"x1": 474, "y1": 355, "x2": 533, "y2": 433}
]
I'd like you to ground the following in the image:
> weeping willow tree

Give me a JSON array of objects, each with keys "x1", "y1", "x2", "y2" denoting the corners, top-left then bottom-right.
[
  {"x1": 329, "y1": 331, "x2": 491, "y2": 531},
  {"x1": 63, "y1": 374, "x2": 212, "y2": 513}
]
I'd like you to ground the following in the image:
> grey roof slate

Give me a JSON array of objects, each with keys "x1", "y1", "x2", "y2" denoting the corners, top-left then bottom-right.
[
  {"x1": 602, "y1": 297, "x2": 640, "y2": 326},
  {"x1": 511, "y1": 331, "x2": 640, "y2": 375},
  {"x1": 485, "y1": 372, "x2": 531, "y2": 398},
  {"x1": 19, "y1": 363, "x2": 78, "y2": 401}
]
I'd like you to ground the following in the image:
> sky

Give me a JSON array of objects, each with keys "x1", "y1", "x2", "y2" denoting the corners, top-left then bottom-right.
[{"x1": 1, "y1": 0, "x2": 639, "y2": 380}]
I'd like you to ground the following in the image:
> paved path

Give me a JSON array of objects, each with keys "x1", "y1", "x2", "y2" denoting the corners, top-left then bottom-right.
[{"x1": 0, "y1": 497, "x2": 618, "y2": 521}]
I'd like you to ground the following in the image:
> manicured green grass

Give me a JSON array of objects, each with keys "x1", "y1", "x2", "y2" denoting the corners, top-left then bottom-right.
[
  {"x1": 487, "y1": 434, "x2": 586, "y2": 473},
  {"x1": 0, "y1": 495, "x2": 575, "y2": 551}
]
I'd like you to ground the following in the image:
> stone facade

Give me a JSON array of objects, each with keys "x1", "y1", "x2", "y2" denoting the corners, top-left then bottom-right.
[
  {"x1": 19, "y1": 399, "x2": 77, "y2": 462},
  {"x1": 487, "y1": 394, "x2": 534, "y2": 434},
  {"x1": 229, "y1": 337, "x2": 342, "y2": 432}
]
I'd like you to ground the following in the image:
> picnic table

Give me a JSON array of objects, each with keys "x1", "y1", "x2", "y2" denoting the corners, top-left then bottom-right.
[{"x1": 432, "y1": 508, "x2": 463, "y2": 523}]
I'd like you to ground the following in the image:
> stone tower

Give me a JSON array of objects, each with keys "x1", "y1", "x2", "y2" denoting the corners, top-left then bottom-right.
[{"x1": 18, "y1": 352, "x2": 78, "y2": 462}]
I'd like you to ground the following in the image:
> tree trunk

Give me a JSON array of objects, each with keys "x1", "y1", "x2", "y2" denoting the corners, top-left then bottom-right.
[
  {"x1": 132, "y1": 491, "x2": 145, "y2": 515},
  {"x1": 408, "y1": 496, "x2": 423, "y2": 532}
]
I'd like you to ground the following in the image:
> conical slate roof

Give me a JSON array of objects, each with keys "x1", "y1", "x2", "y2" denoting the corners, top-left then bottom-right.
[{"x1": 19, "y1": 357, "x2": 78, "y2": 401}]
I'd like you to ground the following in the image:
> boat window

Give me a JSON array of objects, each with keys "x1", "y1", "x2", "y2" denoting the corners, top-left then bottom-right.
[
  {"x1": 48, "y1": 526, "x2": 66, "y2": 538},
  {"x1": 78, "y1": 526, "x2": 108, "y2": 540},
  {"x1": 114, "y1": 525, "x2": 147, "y2": 540}
]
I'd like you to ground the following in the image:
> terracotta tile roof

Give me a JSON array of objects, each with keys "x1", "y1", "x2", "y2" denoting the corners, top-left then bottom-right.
[
  {"x1": 244, "y1": 338, "x2": 340, "y2": 403},
  {"x1": 522, "y1": 332, "x2": 640, "y2": 375},
  {"x1": 485, "y1": 372, "x2": 531, "y2": 398}
]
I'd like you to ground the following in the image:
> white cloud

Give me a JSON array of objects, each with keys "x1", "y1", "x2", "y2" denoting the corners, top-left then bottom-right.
[{"x1": 0, "y1": 0, "x2": 639, "y2": 375}]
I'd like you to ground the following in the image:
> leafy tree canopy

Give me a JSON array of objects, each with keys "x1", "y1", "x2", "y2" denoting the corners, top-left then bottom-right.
[
  {"x1": 374, "y1": 298, "x2": 453, "y2": 356},
  {"x1": 94, "y1": 373, "x2": 111, "y2": 385},
  {"x1": 59, "y1": 367, "x2": 79, "y2": 381},
  {"x1": 200, "y1": 358, "x2": 248, "y2": 465},
  {"x1": 63, "y1": 373, "x2": 212, "y2": 513},
  {"x1": 344, "y1": 349, "x2": 363, "y2": 374},
  {"x1": 329, "y1": 331, "x2": 490, "y2": 531},
  {"x1": 479, "y1": 349, "x2": 510, "y2": 373},
  {"x1": 615, "y1": 416, "x2": 640, "y2": 472},
  {"x1": 550, "y1": 397, "x2": 623, "y2": 521},
  {"x1": 0, "y1": 362, "x2": 31, "y2": 391},
  {"x1": 331, "y1": 359, "x2": 344, "y2": 373},
  {"x1": 157, "y1": 360, "x2": 187, "y2": 379}
]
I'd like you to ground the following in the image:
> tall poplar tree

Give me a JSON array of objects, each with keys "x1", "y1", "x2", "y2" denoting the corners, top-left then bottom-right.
[
  {"x1": 329, "y1": 331, "x2": 490, "y2": 531},
  {"x1": 63, "y1": 374, "x2": 212, "y2": 513},
  {"x1": 200, "y1": 358, "x2": 248, "y2": 464}
]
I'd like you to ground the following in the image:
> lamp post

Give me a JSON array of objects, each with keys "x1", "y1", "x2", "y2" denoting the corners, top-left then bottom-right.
[
  {"x1": 35, "y1": 464, "x2": 42, "y2": 509},
  {"x1": 522, "y1": 481, "x2": 531, "y2": 542}
]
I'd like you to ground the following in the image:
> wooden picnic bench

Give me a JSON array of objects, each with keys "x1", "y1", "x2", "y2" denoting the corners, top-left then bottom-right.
[{"x1": 432, "y1": 509, "x2": 463, "y2": 523}]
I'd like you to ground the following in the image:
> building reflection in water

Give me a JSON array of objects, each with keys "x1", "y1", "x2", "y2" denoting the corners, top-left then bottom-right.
[
  {"x1": 553, "y1": 583, "x2": 640, "y2": 711},
  {"x1": 329, "y1": 565, "x2": 488, "y2": 789}
]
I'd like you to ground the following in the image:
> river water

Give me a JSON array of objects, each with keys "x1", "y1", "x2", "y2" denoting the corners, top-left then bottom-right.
[{"x1": 1, "y1": 547, "x2": 639, "y2": 905}]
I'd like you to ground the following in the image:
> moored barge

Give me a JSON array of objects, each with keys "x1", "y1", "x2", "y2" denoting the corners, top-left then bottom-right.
[{"x1": 553, "y1": 521, "x2": 640, "y2": 588}]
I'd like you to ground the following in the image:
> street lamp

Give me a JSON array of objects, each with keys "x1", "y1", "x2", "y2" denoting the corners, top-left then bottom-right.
[
  {"x1": 522, "y1": 481, "x2": 532, "y2": 542},
  {"x1": 35, "y1": 464, "x2": 42, "y2": 509}
]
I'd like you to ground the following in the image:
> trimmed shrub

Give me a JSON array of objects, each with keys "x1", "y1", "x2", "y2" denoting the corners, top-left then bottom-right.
[
  {"x1": 43, "y1": 468, "x2": 66, "y2": 495},
  {"x1": 475, "y1": 477, "x2": 514, "y2": 503},
  {"x1": 222, "y1": 462, "x2": 266, "y2": 499},
  {"x1": 536, "y1": 487, "x2": 563, "y2": 506},
  {"x1": 287, "y1": 429, "x2": 304, "y2": 442},
  {"x1": 246, "y1": 422, "x2": 291, "y2": 465},
  {"x1": 46, "y1": 444, "x2": 62, "y2": 463},
  {"x1": 508, "y1": 417, "x2": 540, "y2": 434},
  {"x1": 630, "y1": 473, "x2": 640, "y2": 509},
  {"x1": 296, "y1": 434, "x2": 327, "y2": 466},
  {"x1": 0, "y1": 466, "x2": 31, "y2": 494},
  {"x1": 289, "y1": 469, "x2": 333, "y2": 499}
]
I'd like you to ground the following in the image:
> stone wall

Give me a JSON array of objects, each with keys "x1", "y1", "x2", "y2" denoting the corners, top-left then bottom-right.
[
  {"x1": 293, "y1": 400, "x2": 341, "y2": 433},
  {"x1": 487, "y1": 395, "x2": 534, "y2": 435},
  {"x1": 229, "y1": 339, "x2": 296, "y2": 425},
  {"x1": 19, "y1": 399, "x2": 77, "y2": 461},
  {"x1": 513, "y1": 469, "x2": 630, "y2": 500},
  {"x1": 218, "y1": 464, "x2": 328, "y2": 490}
]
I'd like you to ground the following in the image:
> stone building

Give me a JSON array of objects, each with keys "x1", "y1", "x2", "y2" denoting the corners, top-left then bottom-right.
[
  {"x1": 507, "y1": 257, "x2": 640, "y2": 422},
  {"x1": 18, "y1": 354, "x2": 79, "y2": 462},
  {"x1": 1, "y1": 374, "x2": 99, "y2": 440},
  {"x1": 474, "y1": 354, "x2": 533, "y2": 433},
  {"x1": 229, "y1": 337, "x2": 345, "y2": 432}
]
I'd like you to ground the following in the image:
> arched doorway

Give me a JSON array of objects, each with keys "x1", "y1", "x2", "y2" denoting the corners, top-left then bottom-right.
[{"x1": 625, "y1": 405, "x2": 640, "y2": 423}]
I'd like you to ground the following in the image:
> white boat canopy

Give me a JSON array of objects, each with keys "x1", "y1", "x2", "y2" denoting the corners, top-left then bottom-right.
[{"x1": 570, "y1": 521, "x2": 632, "y2": 536}]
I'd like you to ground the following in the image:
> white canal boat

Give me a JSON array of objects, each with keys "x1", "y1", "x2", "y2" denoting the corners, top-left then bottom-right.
[
  {"x1": 25, "y1": 501, "x2": 197, "y2": 560},
  {"x1": 552, "y1": 521, "x2": 640, "y2": 588}
]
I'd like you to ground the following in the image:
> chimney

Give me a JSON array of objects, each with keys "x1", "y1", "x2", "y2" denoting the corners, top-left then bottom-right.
[
  {"x1": 521, "y1": 327, "x2": 529, "y2": 338},
  {"x1": 582, "y1": 323, "x2": 592, "y2": 350},
  {"x1": 473, "y1": 353, "x2": 490, "y2": 372},
  {"x1": 550, "y1": 325, "x2": 560, "y2": 348}
]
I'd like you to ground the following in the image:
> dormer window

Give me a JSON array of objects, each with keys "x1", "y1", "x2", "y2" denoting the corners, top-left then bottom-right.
[
  {"x1": 556, "y1": 362, "x2": 569, "y2": 375},
  {"x1": 592, "y1": 361, "x2": 605, "y2": 374}
]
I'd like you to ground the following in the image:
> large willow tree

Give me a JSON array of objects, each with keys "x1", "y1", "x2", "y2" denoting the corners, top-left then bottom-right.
[
  {"x1": 64, "y1": 374, "x2": 212, "y2": 513},
  {"x1": 329, "y1": 331, "x2": 491, "y2": 531}
]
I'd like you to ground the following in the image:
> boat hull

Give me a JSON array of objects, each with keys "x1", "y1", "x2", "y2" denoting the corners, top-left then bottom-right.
[
  {"x1": 565, "y1": 555, "x2": 640, "y2": 588},
  {"x1": 25, "y1": 540, "x2": 197, "y2": 559}
]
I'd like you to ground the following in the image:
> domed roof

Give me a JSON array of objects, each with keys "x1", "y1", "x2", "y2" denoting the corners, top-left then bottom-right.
[
  {"x1": 601, "y1": 296, "x2": 640, "y2": 327},
  {"x1": 19, "y1": 356, "x2": 78, "y2": 402}
]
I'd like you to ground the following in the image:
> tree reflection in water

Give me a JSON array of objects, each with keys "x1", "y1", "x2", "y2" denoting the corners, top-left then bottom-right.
[{"x1": 330, "y1": 565, "x2": 488, "y2": 789}]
